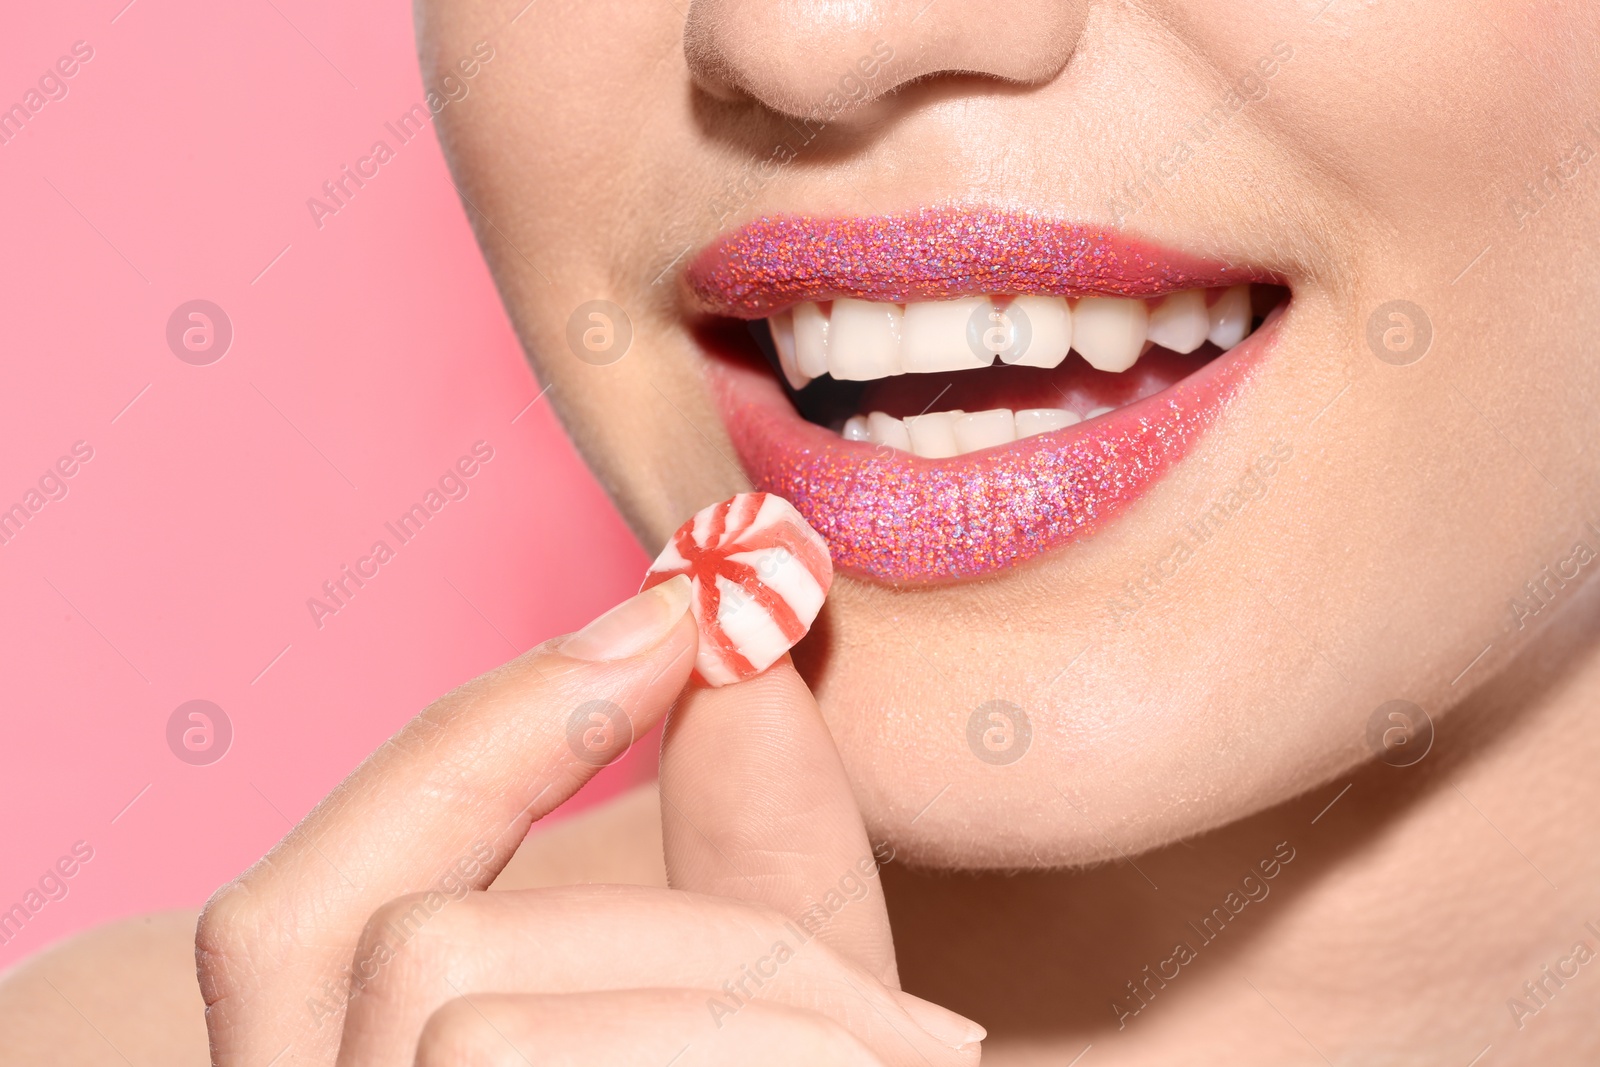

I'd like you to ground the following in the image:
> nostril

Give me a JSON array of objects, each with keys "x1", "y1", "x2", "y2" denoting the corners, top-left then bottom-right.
[{"x1": 683, "y1": 0, "x2": 1085, "y2": 120}]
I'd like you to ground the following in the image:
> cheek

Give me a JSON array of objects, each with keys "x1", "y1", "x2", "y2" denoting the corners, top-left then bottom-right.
[
  {"x1": 538, "y1": 327, "x2": 746, "y2": 546},
  {"x1": 421, "y1": 0, "x2": 704, "y2": 537},
  {"x1": 1232, "y1": 0, "x2": 1579, "y2": 232}
]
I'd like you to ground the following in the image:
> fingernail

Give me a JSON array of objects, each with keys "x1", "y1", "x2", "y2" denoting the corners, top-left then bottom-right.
[
  {"x1": 562, "y1": 575, "x2": 692, "y2": 661},
  {"x1": 898, "y1": 992, "x2": 986, "y2": 1050}
]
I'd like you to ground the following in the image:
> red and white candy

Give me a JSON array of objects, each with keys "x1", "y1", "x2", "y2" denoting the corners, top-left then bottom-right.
[{"x1": 642, "y1": 492, "x2": 833, "y2": 687}]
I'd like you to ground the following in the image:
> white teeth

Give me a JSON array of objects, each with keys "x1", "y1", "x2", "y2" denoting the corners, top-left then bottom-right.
[
  {"x1": 867, "y1": 410, "x2": 911, "y2": 451},
  {"x1": 775, "y1": 285, "x2": 1265, "y2": 412},
  {"x1": 1207, "y1": 284, "x2": 1251, "y2": 350},
  {"x1": 768, "y1": 310, "x2": 810, "y2": 390},
  {"x1": 1000, "y1": 295, "x2": 1072, "y2": 368},
  {"x1": 1085, "y1": 405, "x2": 1115, "y2": 420},
  {"x1": 852, "y1": 407, "x2": 1087, "y2": 454},
  {"x1": 1014, "y1": 408, "x2": 1081, "y2": 437},
  {"x1": 954, "y1": 408, "x2": 1017, "y2": 453},
  {"x1": 794, "y1": 301, "x2": 830, "y2": 378},
  {"x1": 904, "y1": 410, "x2": 961, "y2": 459},
  {"x1": 827, "y1": 298, "x2": 903, "y2": 381},
  {"x1": 901, "y1": 297, "x2": 994, "y2": 373},
  {"x1": 1072, "y1": 296, "x2": 1149, "y2": 373},
  {"x1": 1145, "y1": 290, "x2": 1209, "y2": 355}
]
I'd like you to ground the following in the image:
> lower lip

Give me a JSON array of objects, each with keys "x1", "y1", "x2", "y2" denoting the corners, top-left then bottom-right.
[{"x1": 706, "y1": 312, "x2": 1280, "y2": 584}]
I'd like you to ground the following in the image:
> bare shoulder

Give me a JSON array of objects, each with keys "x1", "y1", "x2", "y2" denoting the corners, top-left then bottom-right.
[
  {"x1": 0, "y1": 909, "x2": 209, "y2": 1066},
  {"x1": 0, "y1": 785, "x2": 662, "y2": 1065}
]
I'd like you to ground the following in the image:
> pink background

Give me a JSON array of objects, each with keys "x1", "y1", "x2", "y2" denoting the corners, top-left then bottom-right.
[{"x1": 0, "y1": 0, "x2": 650, "y2": 969}]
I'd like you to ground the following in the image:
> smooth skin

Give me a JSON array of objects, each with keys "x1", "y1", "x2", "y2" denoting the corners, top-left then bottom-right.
[
  {"x1": 7, "y1": 0, "x2": 1600, "y2": 1063},
  {"x1": 203, "y1": 583, "x2": 979, "y2": 1066},
  {"x1": 4, "y1": 581, "x2": 982, "y2": 1066},
  {"x1": 7, "y1": 592, "x2": 1600, "y2": 1063},
  {"x1": 417, "y1": 0, "x2": 1600, "y2": 867}
]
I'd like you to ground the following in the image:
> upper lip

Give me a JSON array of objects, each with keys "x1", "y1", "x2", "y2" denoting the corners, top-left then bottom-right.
[{"x1": 686, "y1": 206, "x2": 1274, "y2": 318}]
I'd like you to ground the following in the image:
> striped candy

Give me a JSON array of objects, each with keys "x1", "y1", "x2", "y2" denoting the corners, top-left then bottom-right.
[{"x1": 642, "y1": 492, "x2": 833, "y2": 687}]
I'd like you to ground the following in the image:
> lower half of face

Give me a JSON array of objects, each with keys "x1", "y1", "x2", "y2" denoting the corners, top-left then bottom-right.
[{"x1": 419, "y1": 0, "x2": 1600, "y2": 866}]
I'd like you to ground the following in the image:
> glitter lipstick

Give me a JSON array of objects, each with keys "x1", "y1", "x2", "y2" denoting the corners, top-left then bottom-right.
[
  {"x1": 687, "y1": 207, "x2": 1265, "y2": 318},
  {"x1": 689, "y1": 208, "x2": 1281, "y2": 583}
]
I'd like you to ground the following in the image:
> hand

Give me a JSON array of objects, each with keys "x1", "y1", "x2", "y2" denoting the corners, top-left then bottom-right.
[{"x1": 196, "y1": 576, "x2": 985, "y2": 1066}]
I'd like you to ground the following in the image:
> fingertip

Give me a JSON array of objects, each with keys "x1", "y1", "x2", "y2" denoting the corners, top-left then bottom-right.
[
  {"x1": 562, "y1": 574, "x2": 693, "y2": 662},
  {"x1": 896, "y1": 991, "x2": 987, "y2": 1053},
  {"x1": 691, "y1": 652, "x2": 806, "y2": 693},
  {"x1": 665, "y1": 655, "x2": 819, "y2": 767}
]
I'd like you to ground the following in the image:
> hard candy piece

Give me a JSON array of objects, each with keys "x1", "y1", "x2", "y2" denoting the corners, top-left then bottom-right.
[{"x1": 642, "y1": 492, "x2": 833, "y2": 687}]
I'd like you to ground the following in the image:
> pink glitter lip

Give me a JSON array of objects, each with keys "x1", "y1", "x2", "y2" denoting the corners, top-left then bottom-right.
[
  {"x1": 710, "y1": 322, "x2": 1273, "y2": 583},
  {"x1": 687, "y1": 207, "x2": 1269, "y2": 318},
  {"x1": 689, "y1": 208, "x2": 1281, "y2": 583}
]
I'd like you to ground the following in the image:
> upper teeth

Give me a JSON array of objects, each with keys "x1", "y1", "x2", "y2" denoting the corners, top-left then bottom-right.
[{"x1": 768, "y1": 285, "x2": 1254, "y2": 390}]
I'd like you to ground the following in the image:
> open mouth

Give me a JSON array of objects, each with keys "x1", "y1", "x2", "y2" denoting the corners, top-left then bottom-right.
[
  {"x1": 759, "y1": 283, "x2": 1282, "y2": 455},
  {"x1": 686, "y1": 208, "x2": 1288, "y2": 584}
]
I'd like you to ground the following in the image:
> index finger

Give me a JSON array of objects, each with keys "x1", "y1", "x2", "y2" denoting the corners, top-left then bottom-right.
[{"x1": 197, "y1": 576, "x2": 697, "y2": 1067}]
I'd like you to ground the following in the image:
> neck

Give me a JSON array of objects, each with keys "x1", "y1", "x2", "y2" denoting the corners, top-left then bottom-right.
[{"x1": 886, "y1": 580, "x2": 1600, "y2": 1064}]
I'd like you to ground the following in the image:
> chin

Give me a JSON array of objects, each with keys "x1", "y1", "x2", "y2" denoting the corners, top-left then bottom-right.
[{"x1": 791, "y1": 538, "x2": 1370, "y2": 871}]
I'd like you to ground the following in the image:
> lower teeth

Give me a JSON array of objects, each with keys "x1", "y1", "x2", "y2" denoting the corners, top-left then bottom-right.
[{"x1": 842, "y1": 405, "x2": 1115, "y2": 458}]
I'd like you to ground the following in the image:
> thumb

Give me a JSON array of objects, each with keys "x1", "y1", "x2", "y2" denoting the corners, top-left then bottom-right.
[{"x1": 658, "y1": 659, "x2": 898, "y2": 986}]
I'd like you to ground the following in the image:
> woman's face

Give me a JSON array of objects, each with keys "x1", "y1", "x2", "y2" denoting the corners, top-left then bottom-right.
[{"x1": 418, "y1": 0, "x2": 1600, "y2": 866}]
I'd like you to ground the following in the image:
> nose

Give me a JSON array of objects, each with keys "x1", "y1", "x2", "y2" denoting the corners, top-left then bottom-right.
[{"x1": 683, "y1": 0, "x2": 1086, "y2": 119}]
